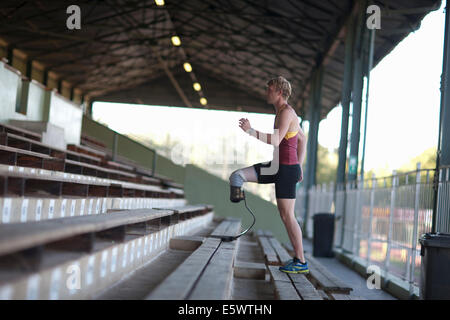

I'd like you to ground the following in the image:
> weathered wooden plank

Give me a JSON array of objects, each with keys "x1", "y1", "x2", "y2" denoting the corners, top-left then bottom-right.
[
  {"x1": 146, "y1": 238, "x2": 222, "y2": 300},
  {"x1": 257, "y1": 236, "x2": 279, "y2": 265},
  {"x1": 170, "y1": 236, "x2": 204, "y2": 251},
  {"x1": 332, "y1": 293, "x2": 366, "y2": 300},
  {"x1": 267, "y1": 265, "x2": 323, "y2": 300},
  {"x1": 267, "y1": 265, "x2": 290, "y2": 282},
  {"x1": 222, "y1": 218, "x2": 241, "y2": 237},
  {"x1": 256, "y1": 229, "x2": 266, "y2": 237},
  {"x1": 304, "y1": 252, "x2": 353, "y2": 293},
  {"x1": 273, "y1": 280, "x2": 302, "y2": 300},
  {"x1": 267, "y1": 266, "x2": 301, "y2": 300},
  {"x1": 264, "y1": 230, "x2": 274, "y2": 237},
  {"x1": 0, "y1": 208, "x2": 174, "y2": 256},
  {"x1": 188, "y1": 240, "x2": 238, "y2": 300},
  {"x1": 288, "y1": 273, "x2": 323, "y2": 300},
  {"x1": 1, "y1": 123, "x2": 42, "y2": 141},
  {"x1": 210, "y1": 220, "x2": 230, "y2": 237},
  {"x1": 268, "y1": 237, "x2": 292, "y2": 265},
  {"x1": 233, "y1": 261, "x2": 266, "y2": 280},
  {"x1": 318, "y1": 290, "x2": 331, "y2": 300},
  {"x1": 186, "y1": 219, "x2": 241, "y2": 300}
]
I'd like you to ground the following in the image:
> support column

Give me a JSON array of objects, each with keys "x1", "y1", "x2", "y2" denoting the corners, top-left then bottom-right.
[
  {"x1": 336, "y1": 11, "x2": 356, "y2": 248},
  {"x1": 434, "y1": 0, "x2": 450, "y2": 232},
  {"x1": 302, "y1": 67, "x2": 324, "y2": 234},
  {"x1": 438, "y1": 1, "x2": 450, "y2": 167},
  {"x1": 348, "y1": 2, "x2": 368, "y2": 183},
  {"x1": 336, "y1": 13, "x2": 356, "y2": 187}
]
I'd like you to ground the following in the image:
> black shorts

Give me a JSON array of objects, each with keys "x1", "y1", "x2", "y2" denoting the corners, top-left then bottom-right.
[{"x1": 253, "y1": 161, "x2": 301, "y2": 199}]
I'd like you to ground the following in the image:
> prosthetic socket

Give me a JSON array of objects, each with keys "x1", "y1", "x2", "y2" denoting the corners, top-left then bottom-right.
[{"x1": 229, "y1": 170, "x2": 246, "y2": 202}]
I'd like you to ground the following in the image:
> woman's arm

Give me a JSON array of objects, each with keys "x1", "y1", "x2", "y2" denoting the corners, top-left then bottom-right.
[
  {"x1": 297, "y1": 130, "x2": 307, "y2": 165},
  {"x1": 297, "y1": 129, "x2": 307, "y2": 182},
  {"x1": 239, "y1": 110, "x2": 291, "y2": 147}
]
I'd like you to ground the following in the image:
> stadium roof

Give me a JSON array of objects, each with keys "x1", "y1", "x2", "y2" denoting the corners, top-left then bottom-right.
[{"x1": 0, "y1": 0, "x2": 442, "y2": 118}]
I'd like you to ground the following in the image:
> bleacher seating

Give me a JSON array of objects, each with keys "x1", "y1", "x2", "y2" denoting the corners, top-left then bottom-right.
[{"x1": 0, "y1": 122, "x2": 360, "y2": 300}]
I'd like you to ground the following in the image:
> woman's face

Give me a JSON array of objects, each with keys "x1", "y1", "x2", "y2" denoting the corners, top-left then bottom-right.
[{"x1": 266, "y1": 85, "x2": 280, "y2": 104}]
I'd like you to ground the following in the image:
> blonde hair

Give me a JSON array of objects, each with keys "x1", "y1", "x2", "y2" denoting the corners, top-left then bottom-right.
[{"x1": 266, "y1": 76, "x2": 292, "y2": 100}]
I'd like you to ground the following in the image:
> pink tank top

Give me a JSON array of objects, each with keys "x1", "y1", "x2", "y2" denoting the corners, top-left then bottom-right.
[
  {"x1": 279, "y1": 133, "x2": 299, "y2": 165},
  {"x1": 275, "y1": 104, "x2": 299, "y2": 165}
]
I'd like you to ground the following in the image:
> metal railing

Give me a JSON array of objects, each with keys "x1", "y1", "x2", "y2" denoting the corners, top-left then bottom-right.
[
  {"x1": 295, "y1": 162, "x2": 450, "y2": 296},
  {"x1": 436, "y1": 165, "x2": 450, "y2": 234}
]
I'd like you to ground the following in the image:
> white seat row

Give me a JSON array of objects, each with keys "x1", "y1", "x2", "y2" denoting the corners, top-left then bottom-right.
[{"x1": 1, "y1": 196, "x2": 187, "y2": 224}]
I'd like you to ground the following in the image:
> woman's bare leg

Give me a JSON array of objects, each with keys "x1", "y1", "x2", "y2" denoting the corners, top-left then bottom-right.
[{"x1": 276, "y1": 198, "x2": 306, "y2": 263}]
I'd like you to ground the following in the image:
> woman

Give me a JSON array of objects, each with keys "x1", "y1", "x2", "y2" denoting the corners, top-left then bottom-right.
[{"x1": 229, "y1": 76, "x2": 308, "y2": 273}]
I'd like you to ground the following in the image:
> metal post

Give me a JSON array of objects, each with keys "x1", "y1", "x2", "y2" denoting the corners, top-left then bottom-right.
[
  {"x1": 439, "y1": 1, "x2": 450, "y2": 167},
  {"x1": 303, "y1": 67, "x2": 324, "y2": 236},
  {"x1": 352, "y1": 176, "x2": 363, "y2": 257},
  {"x1": 348, "y1": 3, "x2": 367, "y2": 183},
  {"x1": 360, "y1": 28, "x2": 376, "y2": 181},
  {"x1": 336, "y1": 12, "x2": 355, "y2": 187},
  {"x1": 434, "y1": 0, "x2": 450, "y2": 233},
  {"x1": 340, "y1": 181, "x2": 349, "y2": 249},
  {"x1": 409, "y1": 163, "x2": 421, "y2": 296},
  {"x1": 367, "y1": 173, "x2": 376, "y2": 266},
  {"x1": 385, "y1": 171, "x2": 397, "y2": 280},
  {"x1": 26, "y1": 60, "x2": 32, "y2": 79},
  {"x1": 335, "y1": 14, "x2": 355, "y2": 247}
]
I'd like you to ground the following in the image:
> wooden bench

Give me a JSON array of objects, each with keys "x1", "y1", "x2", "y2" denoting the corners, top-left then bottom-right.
[
  {"x1": 256, "y1": 229, "x2": 358, "y2": 300},
  {"x1": 303, "y1": 252, "x2": 353, "y2": 295},
  {"x1": 0, "y1": 165, "x2": 173, "y2": 199},
  {"x1": 0, "y1": 133, "x2": 162, "y2": 187},
  {"x1": 255, "y1": 229, "x2": 291, "y2": 265},
  {"x1": 67, "y1": 144, "x2": 107, "y2": 160},
  {"x1": 0, "y1": 141, "x2": 178, "y2": 191},
  {"x1": 0, "y1": 132, "x2": 102, "y2": 166},
  {"x1": 69, "y1": 143, "x2": 183, "y2": 193},
  {"x1": 64, "y1": 159, "x2": 140, "y2": 183},
  {"x1": 0, "y1": 144, "x2": 65, "y2": 172},
  {"x1": 146, "y1": 217, "x2": 241, "y2": 300},
  {"x1": 153, "y1": 204, "x2": 213, "y2": 223},
  {"x1": 283, "y1": 242, "x2": 354, "y2": 296},
  {"x1": 16, "y1": 138, "x2": 182, "y2": 192},
  {"x1": 267, "y1": 265, "x2": 323, "y2": 300},
  {"x1": 81, "y1": 133, "x2": 107, "y2": 150},
  {"x1": 0, "y1": 204, "x2": 213, "y2": 299},
  {"x1": 0, "y1": 123, "x2": 42, "y2": 142},
  {"x1": 0, "y1": 208, "x2": 179, "y2": 258},
  {"x1": 0, "y1": 204, "x2": 212, "y2": 261}
]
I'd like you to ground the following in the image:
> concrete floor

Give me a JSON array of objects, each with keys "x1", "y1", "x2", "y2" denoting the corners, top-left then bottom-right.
[{"x1": 300, "y1": 238, "x2": 397, "y2": 300}]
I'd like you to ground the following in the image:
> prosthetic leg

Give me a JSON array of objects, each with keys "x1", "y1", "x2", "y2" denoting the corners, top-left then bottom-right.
[
  {"x1": 210, "y1": 169, "x2": 256, "y2": 242},
  {"x1": 229, "y1": 170, "x2": 246, "y2": 202}
]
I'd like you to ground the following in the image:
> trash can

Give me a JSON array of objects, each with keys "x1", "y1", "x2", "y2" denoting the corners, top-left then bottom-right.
[
  {"x1": 419, "y1": 233, "x2": 450, "y2": 299},
  {"x1": 312, "y1": 213, "x2": 335, "y2": 257}
]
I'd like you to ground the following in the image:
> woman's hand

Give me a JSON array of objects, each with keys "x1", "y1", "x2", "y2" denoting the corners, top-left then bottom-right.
[
  {"x1": 239, "y1": 118, "x2": 251, "y2": 132},
  {"x1": 299, "y1": 166, "x2": 303, "y2": 182}
]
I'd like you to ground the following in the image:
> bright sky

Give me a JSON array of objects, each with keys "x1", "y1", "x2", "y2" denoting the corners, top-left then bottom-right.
[
  {"x1": 93, "y1": 4, "x2": 445, "y2": 174},
  {"x1": 319, "y1": 4, "x2": 444, "y2": 171}
]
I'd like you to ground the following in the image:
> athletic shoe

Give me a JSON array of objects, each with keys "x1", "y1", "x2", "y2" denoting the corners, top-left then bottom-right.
[{"x1": 279, "y1": 259, "x2": 309, "y2": 274}]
